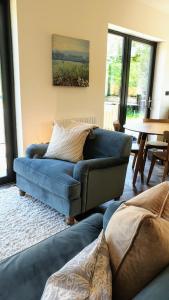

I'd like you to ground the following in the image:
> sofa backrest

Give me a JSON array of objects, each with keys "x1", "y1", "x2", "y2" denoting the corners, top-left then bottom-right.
[{"x1": 83, "y1": 128, "x2": 132, "y2": 160}]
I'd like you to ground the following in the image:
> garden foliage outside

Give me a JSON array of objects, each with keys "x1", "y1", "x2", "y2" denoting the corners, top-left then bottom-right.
[
  {"x1": 105, "y1": 38, "x2": 151, "y2": 120},
  {"x1": 106, "y1": 41, "x2": 151, "y2": 99}
]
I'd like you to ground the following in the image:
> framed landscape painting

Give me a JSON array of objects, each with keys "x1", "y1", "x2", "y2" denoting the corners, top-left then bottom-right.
[{"x1": 52, "y1": 34, "x2": 89, "y2": 87}]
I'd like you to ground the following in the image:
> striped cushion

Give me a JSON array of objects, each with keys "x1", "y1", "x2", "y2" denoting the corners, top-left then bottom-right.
[{"x1": 44, "y1": 122, "x2": 93, "y2": 162}]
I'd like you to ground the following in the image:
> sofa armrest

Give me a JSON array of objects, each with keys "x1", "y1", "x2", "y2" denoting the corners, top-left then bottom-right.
[
  {"x1": 103, "y1": 200, "x2": 125, "y2": 230},
  {"x1": 26, "y1": 143, "x2": 48, "y2": 158},
  {"x1": 73, "y1": 157, "x2": 128, "y2": 182},
  {"x1": 0, "y1": 213, "x2": 103, "y2": 300}
]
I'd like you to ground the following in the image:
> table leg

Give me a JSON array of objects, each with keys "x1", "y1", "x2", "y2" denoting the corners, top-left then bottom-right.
[{"x1": 133, "y1": 133, "x2": 147, "y2": 186}]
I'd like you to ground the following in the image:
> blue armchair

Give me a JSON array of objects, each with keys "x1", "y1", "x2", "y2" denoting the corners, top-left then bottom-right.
[{"x1": 14, "y1": 128, "x2": 132, "y2": 224}]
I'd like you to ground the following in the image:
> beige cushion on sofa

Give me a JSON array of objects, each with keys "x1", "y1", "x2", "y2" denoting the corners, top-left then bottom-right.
[
  {"x1": 125, "y1": 181, "x2": 169, "y2": 219},
  {"x1": 105, "y1": 182, "x2": 169, "y2": 300},
  {"x1": 41, "y1": 231, "x2": 112, "y2": 300},
  {"x1": 44, "y1": 122, "x2": 96, "y2": 163}
]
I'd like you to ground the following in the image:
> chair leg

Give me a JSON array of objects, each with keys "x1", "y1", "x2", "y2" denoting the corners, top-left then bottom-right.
[
  {"x1": 19, "y1": 189, "x2": 26, "y2": 196},
  {"x1": 132, "y1": 153, "x2": 137, "y2": 169},
  {"x1": 143, "y1": 148, "x2": 148, "y2": 169},
  {"x1": 114, "y1": 197, "x2": 120, "y2": 201},
  {"x1": 141, "y1": 169, "x2": 144, "y2": 183},
  {"x1": 147, "y1": 156, "x2": 156, "y2": 184},
  {"x1": 162, "y1": 161, "x2": 169, "y2": 182},
  {"x1": 65, "y1": 216, "x2": 76, "y2": 225}
]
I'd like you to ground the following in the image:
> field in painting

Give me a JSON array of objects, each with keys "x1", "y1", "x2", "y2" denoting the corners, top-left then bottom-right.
[{"x1": 52, "y1": 59, "x2": 89, "y2": 87}]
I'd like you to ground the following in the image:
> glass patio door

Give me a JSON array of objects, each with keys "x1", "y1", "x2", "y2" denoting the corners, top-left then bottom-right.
[
  {"x1": 104, "y1": 30, "x2": 156, "y2": 131},
  {"x1": 126, "y1": 40, "x2": 154, "y2": 123},
  {"x1": 104, "y1": 33, "x2": 124, "y2": 130}
]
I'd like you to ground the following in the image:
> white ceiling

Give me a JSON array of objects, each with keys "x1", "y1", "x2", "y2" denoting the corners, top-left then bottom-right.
[{"x1": 138, "y1": 0, "x2": 169, "y2": 14}]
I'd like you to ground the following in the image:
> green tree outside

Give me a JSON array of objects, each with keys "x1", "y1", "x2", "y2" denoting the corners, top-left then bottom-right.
[{"x1": 106, "y1": 41, "x2": 151, "y2": 98}]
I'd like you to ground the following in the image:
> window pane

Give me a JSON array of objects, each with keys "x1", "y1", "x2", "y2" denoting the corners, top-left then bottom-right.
[
  {"x1": 104, "y1": 33, "x2": 124, "y2": 130},
  {"x1": 126, "y1": 41, "x2": 152, "y2": 122}
]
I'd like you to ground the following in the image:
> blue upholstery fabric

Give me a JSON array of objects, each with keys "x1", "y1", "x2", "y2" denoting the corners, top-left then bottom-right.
[
  {"x1": 14, "y1": 158, "x2": 80, "y2": 201},
  {"x1": 134, "y1": 265, "x2": 169, "y2": 300},
  {"x1": 0, "y1": 213, "x2": 103, "y2": 300},
  {"x1": 16, "y1": 174, "x2": 81, "y2": 216},
  {"x1": 14, "y1": 128, "x2": 132, "y2": 217},
  {"x1": 26, "y1": 143, "x2": 48, "y2": 158},
  {"x1": 83, "y1": 128, "x2": 132, "y2": 159},
  {"x1": 73, "y1": 156, "x2": 128, "y2": 182},
  {"x1": 80, "y1": 163, "x2": 128, "y2": 212},
  {"x1": 103, "y1": 200, "x2": 125, "y2": 230},
  {"x1": 0, "y1": 203, "x2": 168, "y2": 300}
]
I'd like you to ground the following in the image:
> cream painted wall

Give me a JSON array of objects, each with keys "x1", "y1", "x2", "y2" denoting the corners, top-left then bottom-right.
[{"x1": 13, "y1": 0, "x2": 169, "y2": 151}]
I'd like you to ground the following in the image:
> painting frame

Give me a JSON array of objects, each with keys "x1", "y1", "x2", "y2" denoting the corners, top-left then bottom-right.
[{"x1": 52, "y1": 34, "x2": 89, "y2": 87}]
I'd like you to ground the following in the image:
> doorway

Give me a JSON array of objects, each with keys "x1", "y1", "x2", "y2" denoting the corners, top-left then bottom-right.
[{"x1": 104, "y1": 30, "x2": 156, "y2": 131}]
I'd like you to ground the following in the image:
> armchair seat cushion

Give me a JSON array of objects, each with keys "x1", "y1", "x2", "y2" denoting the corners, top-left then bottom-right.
[{"x1": 14, "y1": 158, "x2": 81, "y2": 201}]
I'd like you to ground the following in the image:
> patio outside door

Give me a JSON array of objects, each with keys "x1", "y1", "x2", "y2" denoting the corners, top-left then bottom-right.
[{"x1": 104, "y1": 30, "x2": 156, "y2": 131}]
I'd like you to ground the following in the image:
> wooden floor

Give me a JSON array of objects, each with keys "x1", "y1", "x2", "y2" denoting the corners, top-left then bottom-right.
[{"x1": 122, "y1": 154, "x2": 169, "y2": 201}]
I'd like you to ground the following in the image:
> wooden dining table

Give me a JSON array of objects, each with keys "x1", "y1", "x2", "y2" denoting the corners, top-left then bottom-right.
[{"x1": 124, "y1": 120, "x2": 169, "y2": 186}]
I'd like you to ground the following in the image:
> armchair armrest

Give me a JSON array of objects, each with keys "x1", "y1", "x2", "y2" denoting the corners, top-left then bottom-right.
[
  {"x1": 73, "y1": 157, "x2": 128, "y2": 182},
  {"x1": 26, "y1": 143, "x2": 48, "y2": 158}
]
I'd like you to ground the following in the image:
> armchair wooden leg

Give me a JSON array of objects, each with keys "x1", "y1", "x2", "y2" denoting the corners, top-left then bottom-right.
[
  {"x1": 19, "y1": 189, "x2": 26, "y2": 196},
  {"x1": 147, "y1": 156, "x2": 156, "y2": 184},
  {"x1": 65, "y1": 216, "x2": 76, "y2": 225},
  {"x1": 162, "y1": 161, "x2": 169, "y2": 182},
  {"x1": 114, "y1": 197, "x2": 120, "y2": 201}
]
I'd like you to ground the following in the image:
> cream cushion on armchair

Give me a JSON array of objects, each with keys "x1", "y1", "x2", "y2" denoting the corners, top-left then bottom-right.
[
  {"x1": 44, "y1": 121, "x2": 97, "y2": 163},
  {"x1": 105, "y1": 182, "x2": 169, "y2": 300}
]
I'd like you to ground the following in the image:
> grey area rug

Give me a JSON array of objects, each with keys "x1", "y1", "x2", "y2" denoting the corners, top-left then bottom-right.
[{"x1": 0, "y1": 186, "x2": 69, "y2": 261}]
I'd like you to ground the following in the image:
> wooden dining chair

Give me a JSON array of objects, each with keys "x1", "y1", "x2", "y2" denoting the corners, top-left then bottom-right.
[
  {"x1": 113, "y1": 120, "x2": 140, "y2": 169},
  {"x1": 147, "y1": 131, "x2": 169, "y2": 184},
  {"x1": 143, "y1": 118, "x2": 168, "y2": 165}
]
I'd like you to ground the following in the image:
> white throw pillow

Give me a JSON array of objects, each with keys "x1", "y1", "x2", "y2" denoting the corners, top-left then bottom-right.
[
  {"x1": 44, "y1": 122, "x2": 94, "y2": 162},
  {"x1": 41, "y1": 231, "x2": 112, "y2": 300}
]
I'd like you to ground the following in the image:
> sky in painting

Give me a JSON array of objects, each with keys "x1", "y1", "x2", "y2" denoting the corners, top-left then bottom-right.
[{"x1": 52, "y1": 34, "x2": 89, "y2": 53}]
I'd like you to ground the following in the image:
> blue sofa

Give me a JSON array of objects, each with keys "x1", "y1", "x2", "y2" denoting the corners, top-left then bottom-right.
[
  {"x1": 0, "y1": 201, "x2": 168, "y2": 300},
  {"x1": 14, "y1": 128, "x2": 132, "y2": 223}
]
